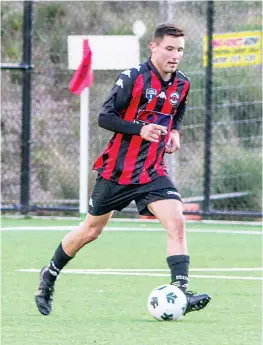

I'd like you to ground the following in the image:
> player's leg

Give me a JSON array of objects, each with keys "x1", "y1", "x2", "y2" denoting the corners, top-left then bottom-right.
[
  {"x1": 43, "y1": 211, "x2": 113, "y2": 283},
  {"x1": 35, "y1": 175, "x2": 119, "y2": 315},
  {"x1": 35, "y1": 211, "x2": 113, "y2": 316},
  {"x1": 35, "y1": 175, "x2": 139, "y2": 316},
  {"x1": 147, "y1": 199, "x2": 189, "y2": 291},
  {"x1": 62, "y1": 211, "x2": 113, "y2": 256},
  {"x1": 147, "y1": 198, "x2": 211, "y2": 314}
]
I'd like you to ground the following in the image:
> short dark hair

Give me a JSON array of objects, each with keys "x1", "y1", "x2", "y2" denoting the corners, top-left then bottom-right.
[{"x1": 153, "y1": 23, "x2": 184, "y2": 41}]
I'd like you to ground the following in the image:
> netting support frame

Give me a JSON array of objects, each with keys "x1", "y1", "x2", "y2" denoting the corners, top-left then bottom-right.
[
  {"x1": 20, "y1": 1, "x2": 33, "y2": 215},
  {"x1": 203, "y1": 0, "x2": 214, "y2": 216}
]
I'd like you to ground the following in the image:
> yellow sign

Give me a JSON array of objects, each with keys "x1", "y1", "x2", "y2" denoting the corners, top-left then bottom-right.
[{"x1": 203, "y1": 31, "x2": 262, "y2": 68}]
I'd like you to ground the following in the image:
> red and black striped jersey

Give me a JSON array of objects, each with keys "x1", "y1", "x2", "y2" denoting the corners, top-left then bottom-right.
[{"x1": 93, "y1": 58, "x2": 190, "y2": 185}]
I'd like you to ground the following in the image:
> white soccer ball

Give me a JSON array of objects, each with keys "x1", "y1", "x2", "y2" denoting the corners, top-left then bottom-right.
[{"x1": 147, "y1": 284, "x2": 187, "y2": 321}]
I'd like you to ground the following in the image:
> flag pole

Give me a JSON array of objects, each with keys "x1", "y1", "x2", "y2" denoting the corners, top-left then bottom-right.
[
  {"x1": 69, "y1": 38, "x2": 93, "y2": 221},
  {"x1": 79, "y1": 87, "x2": 89, "y2": 221}
]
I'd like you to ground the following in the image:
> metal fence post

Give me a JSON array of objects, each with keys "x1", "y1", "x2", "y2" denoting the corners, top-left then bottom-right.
[
  {"x1": 203, "y1": 0, "x2": 214, "y2": 216},
  {"x1": 20, "y1": 1, "x2": 33, "y2": 214}
]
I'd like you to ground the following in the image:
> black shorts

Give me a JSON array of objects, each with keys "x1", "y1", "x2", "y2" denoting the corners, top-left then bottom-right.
[{"x1": 88, "y1": 175, "x2": 181, "y2": 216}]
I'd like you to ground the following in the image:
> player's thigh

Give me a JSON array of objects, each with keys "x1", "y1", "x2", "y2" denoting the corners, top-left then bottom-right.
[
  {"x1": 147, "y1": 199, "x2": 184, "y2": 229},
  {"x1": 81, "y1": 211, "x2": 113, "y2": 235}
]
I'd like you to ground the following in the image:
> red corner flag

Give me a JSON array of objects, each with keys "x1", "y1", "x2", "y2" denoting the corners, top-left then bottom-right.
[{"x1": 69, "y1": 39, "x2": 94, "y2": 95}]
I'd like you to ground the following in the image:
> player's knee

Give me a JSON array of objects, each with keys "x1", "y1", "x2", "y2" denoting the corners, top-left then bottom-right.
[
  {"x1": 169, "y1": 213, "x2": 185, "y2": 227},
  {"x1": 78, "y1": 223, "x2": 103, "y2": 244},
  {"x1": 84, "y1": 226, "x2": 102, "y2": 242},
  {"x1": 166, "y1": 214, "x2": 185, "y2": 237}
]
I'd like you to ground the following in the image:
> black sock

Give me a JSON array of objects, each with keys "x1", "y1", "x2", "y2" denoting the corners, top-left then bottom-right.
[
  {"x1": 43, "y1": 243, "x2": 73, "y2": 284},
  {"x1": 166, "y1": 255, "x2": 190, "y2": 292}
]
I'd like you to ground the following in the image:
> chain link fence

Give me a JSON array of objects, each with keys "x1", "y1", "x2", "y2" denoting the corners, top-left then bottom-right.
[{"x1": 1, "y1": 1, "x2": 262, "y2": 216}]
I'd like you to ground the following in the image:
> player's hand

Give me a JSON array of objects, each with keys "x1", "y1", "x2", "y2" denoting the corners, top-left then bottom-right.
[
  {"x1": 165, "y1": 130, "x2": 180, "y2": 154},
  {"x1": 140, "y1": 124, "x2": 167, "y2": 143}
]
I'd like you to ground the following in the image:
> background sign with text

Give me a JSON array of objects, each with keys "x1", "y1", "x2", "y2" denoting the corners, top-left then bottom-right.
[{"x1": 203, "y1": 31, "x2": 262, "y2": 68}]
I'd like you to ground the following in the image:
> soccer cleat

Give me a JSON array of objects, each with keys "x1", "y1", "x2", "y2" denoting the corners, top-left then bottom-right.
[
  {"x1": 184, "y1": 291, "x2": 211, "y2": 314},
  {"x1": 35, "y1": 266, "x2": 54, "y2": 316}
]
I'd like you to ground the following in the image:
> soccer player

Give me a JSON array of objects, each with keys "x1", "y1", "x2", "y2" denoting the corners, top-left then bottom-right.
[{"x1": 35, "y1": 23, "x2": 211, "y2": 316}]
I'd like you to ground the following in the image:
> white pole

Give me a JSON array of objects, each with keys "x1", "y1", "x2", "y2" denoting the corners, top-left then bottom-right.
[
  {"x1": 79, "y1": 87, "x2": 89, "y2": 220},
  {"x1": 167, "y1": 1, "x2": 173, "y2": 22}
]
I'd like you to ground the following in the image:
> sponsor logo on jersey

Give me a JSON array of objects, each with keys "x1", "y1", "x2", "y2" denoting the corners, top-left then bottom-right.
[
  {"x1": 167, "y1": 190, "x2": 181, "y2": 198},
  {"x1": 169, "y1": 91, "x2": 180, "y2": 105},
  {"x1": 158, "y1": 91, "x2": 167, "y2": 99},
  {"x1": 133, "y1": 64, "x2": 141, "y2": 72},
  {"x1": 122, "y1": 70, "x2": 131, "y2": 78},
  {"x1": 145, "y1": 88, "x2": 157, "y2": 102},
  {"x1": 115, "y1": 78, "x2": 124, "y2": 88},
  {"x1": 135, "y1": 110, "x2": 171, "y2": 128}
]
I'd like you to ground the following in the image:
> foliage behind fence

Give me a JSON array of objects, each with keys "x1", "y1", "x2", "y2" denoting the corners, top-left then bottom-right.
[{"x1": 1, "y1": 1, "x2": 262, "y2": 215}]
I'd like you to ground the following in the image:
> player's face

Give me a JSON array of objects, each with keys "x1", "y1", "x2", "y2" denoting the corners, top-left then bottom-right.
[{"x1": 150, "y1": 35, "x2": 185, "y2": 76}]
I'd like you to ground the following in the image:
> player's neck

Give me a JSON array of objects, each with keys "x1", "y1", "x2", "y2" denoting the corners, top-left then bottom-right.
[
  {"x1": 151, "y1": 59, "x2": 172, "y2": 82},
  {"x1": 160, "y1": 71, "x2": 172, "y2": 81}
]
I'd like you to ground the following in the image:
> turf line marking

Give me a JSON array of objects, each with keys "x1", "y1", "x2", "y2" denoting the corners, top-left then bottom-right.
[
  {"x1": 16, "y1": 268, "x2": 263, "y2": 280},
  {"x1": 17, "y1": 268, "x2": 263, "y2": 272},
  {"x1": 1, "y1": 226, "x2": 262, "y2": 235},
  {"x1": 3, "y1": 215, "x2": 262, "y2": 226}
]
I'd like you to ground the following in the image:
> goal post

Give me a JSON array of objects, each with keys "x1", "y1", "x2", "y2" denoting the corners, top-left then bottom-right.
[{"x1": 67, "y1": 35, "x2": 140, "y2": 219}]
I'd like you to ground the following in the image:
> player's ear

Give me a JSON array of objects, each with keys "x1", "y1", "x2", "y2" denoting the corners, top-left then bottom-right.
[{"x1": 149, "y1": 40, "x2": 157, "y2": 53}]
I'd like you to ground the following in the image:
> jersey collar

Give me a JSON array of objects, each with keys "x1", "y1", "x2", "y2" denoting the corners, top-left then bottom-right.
[{"x1": 147, "y1": 58, "x2": 176, "y2": 86}]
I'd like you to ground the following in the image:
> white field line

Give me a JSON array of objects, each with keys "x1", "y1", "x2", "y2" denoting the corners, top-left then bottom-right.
[
  {"x1": 17, "y1": 268, "x2": 263, "y2": 272},
  {"x1": 16, "y1": 268, "x2": 263, "y2": 281},
  {"x1": 1, "y1": 226, "x2": 262, "y2": 235},
  {"x1": 1, "y1": 226, "x2": 75, "y2": 231},
  {"x1": 2, "y1": 215, "x2": 262, "y2": 226}
]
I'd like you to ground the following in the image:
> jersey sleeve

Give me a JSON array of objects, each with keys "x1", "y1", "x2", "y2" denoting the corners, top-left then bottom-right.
[
  {"x1": 171, "y1": 84, "x2": 190, "y2": 132},
  {"x1": 98, "y1": 69, "x2": 144, "y2": 135}
]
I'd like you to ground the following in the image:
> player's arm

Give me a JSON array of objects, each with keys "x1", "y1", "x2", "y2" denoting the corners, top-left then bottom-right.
[
  {"x1": 165, "y1": 87, "x2": 190, "y2": 154},
  {"x1": 171, "y1": 87, "x2": 189, "y2": 132},
  {"x1": 98, "y1": 72, "x2": 167, "y2": 141},
  {"x1": 98, "y1": 71, "x2": 143, "y2": 135}
]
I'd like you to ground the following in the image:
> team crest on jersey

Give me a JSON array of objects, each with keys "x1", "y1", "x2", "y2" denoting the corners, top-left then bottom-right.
[
  {"x1": 169, "y1": 91, "x2": 180, "y2": 105},
  {"x1": 145, "y1": 88, "x2": 157, "y2": 102}
]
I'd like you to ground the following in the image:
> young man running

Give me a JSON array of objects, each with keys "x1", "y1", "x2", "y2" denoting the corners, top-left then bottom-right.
[{"x1": 35, "y1": 23, "x2": 211, "y2": 316}]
